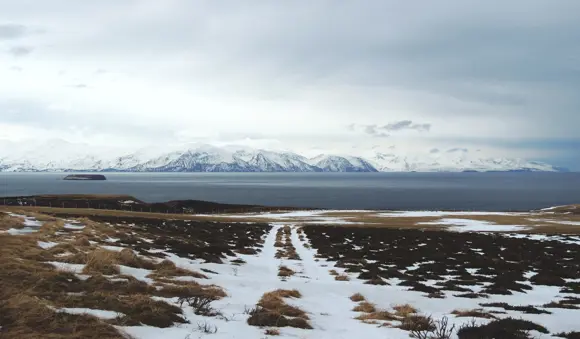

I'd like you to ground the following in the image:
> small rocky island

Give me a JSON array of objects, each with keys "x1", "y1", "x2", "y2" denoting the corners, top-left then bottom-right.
[{"x1": 63, "y1": 174, "x2": 107, "y2": 181}]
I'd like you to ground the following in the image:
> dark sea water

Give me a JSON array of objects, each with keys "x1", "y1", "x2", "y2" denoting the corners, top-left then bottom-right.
[{"x1": 1, "y1": 172, "x2": 579, "y2": 211}]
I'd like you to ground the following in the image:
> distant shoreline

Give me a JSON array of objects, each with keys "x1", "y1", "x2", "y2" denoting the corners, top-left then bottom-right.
[
  {"x1": 0, "y1": 194, "x2": 577, "y2": 215},
  {"x1": 0, "y1": 194, "x2": 309, "y2": 215}
]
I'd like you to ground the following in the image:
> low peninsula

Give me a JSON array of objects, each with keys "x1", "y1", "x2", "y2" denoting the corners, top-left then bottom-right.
[{"x1": 63, "y1": 174, "x2": 107, "y2": 181}]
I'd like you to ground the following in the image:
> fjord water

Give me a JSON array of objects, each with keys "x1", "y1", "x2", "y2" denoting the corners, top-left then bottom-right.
[{"x1": 1, "y1": 172, "x2": 579, "y2": 211}]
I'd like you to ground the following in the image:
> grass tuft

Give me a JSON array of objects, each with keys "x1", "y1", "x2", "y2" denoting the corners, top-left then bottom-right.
[
  {"x1": 247, "y1": 289, "x2": 311, "y2": 329},
  {"x1": 353, "y1": 301, "x2": 376, "y2": 313},
  {"x1": 393, "y1": 304, "x2": 418, "y2": 318},
  {"x1": 452, "y1": 308, "x2": 497, "y2": 319},
  {"x1": 82, "y1": 248, "x2": 120, "y2": 275},
  {"x1": 278, "y1": 265, "x2": 295, "y2": 277},
  {"x1": 265, "y1": 328, "x2": 281, "y2": 336}
]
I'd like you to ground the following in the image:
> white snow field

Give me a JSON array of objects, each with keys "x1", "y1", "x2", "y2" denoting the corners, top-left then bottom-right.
[{"x1": 117, "y1": 225, "x2": 578, "y2": 339}]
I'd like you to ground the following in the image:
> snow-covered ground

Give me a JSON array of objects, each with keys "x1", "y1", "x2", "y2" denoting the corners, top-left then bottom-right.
[
  {"x1": 18, "y1": 222, "x2": 563, "y2": 338},
  {"x1": 420, "y1": 218, "x2": 530, "y2": 232},
  {"x1": 3, "y1": 210, "x2": 579, "y2": 338},
  {"x1": 115, "y1": 225, "x2": 578, "y2": 338},
  {"x1": 207, "y1": 209, "x2": 580, "y2": 233},
  {"x1": 379, "y1": 211, "x2": 526, "y2": 217}
]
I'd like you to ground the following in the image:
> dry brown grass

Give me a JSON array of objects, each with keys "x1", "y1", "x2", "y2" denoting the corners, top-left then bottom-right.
[
  {"x1": 265, "y1": 328, "x2": 281, "y2": 336},
  {"x1": 0, "y1": 211, "x2": 231, "y2": 338},
  {"x1": 329, "y1": 269, "x2": 339, "y2": 276},
  {"x1": 355, "y1": 310, "x2": 398, "y2": 322},
  {"x1": 39, "y1": 220, "x2": 65, "y2": 234},
  {"x1": 22, "y1": 211, "x2": 58, "y2": 222},
  {"x1": 278, "y1": 265, "x2": 295, "y2": 277},
  {"x1": 149, "y1": 259, "x2": 208, "y2": 279},
  {"x1": 269, "y1": 289, "x2": 302, "y2": 299},
  {"x1": 0, "y1": 232, "x2": 128, "y2": 338},
  {"x1": 353, "y1": 300, "x2": 419, "y2": 326},
  {"x1": 0, "y1": 213, "x2": 25, "y2": 230},
  {"x1": 335, "y1": 274, "x2": 350, "y2": 281},
  {"x1": 153, "y1": 278, "x2": 227, "y2": 300},
  {"x1": 50, "y1": 291, "x2": 187, "y2": 328},
  {"x1": 48, "y1": 242, "x2": 81, "y2": 256},
  {"x1": 0, "y1": 294, "x2": 125, "y2": 338},
  {"x1": 77, "y1": 218, "x2": 119, "y2": 238},
  {"x1": 257, "y1": 291, "x2": 307, "y2": 318},
  {"x1": 117, "y1": 248, "x2": 157, "y2": 270},
  {"x1": 398, "y1": 314, "x2": 436, "y2": 331},
  {"x1": 353, "y1": 301, "x2": 377, "y2": 313},
  {"x1": 82, "y1": 248, "x2": 120, "y2": 275},
  {"x1": 73, "y1": 235, "x2": 92, "y2": 247},
  {"x1": 247, "y1": 289, "x2": 311, "y2": 329},
  {"x1": 393, "y1": 304, "x2": 418, "y2": 318},
  {"x1": 5, "y1": 205, "x2": 579, "y2": 234},
  {"x1": 451, "y1": 308, "x2": 497, "y2": 319}
]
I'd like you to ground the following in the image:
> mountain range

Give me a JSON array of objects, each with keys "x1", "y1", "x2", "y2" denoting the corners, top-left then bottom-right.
[{"x1": 0, "y1": 140, "x2": 566, "y2": 173}]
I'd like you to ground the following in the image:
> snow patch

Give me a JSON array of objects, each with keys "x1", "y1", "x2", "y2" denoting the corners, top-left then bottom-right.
[
  {"x1": 38, "y1": 241, "x2": 59, "y2": 249},
  {"x1": 58, "y1": 308, "x2": 122, "y2": 320},
  {"x1": 420, "y1": 218, "x2": 529, "y2": 232}
]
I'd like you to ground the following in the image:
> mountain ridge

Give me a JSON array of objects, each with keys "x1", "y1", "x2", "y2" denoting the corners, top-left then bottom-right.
[{"x1": 0, "y1": 142, "x2": 566, "y2": 173}]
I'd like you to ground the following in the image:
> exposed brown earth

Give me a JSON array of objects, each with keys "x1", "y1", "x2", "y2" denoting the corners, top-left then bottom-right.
[{"x1": 304, "y1": 225, "x2": 580, "y2": 299}]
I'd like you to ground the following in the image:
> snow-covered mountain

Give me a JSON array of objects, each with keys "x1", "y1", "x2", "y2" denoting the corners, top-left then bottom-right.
[
  {"x1": 369, "y1": 151, "x2": 562, "y2": 172},
  {"x1": 309, "y1": 155, "x2": 378, "y2": 172},
  {"x1": 0, "y1": 140, "x2": 566, "y2": 173}
]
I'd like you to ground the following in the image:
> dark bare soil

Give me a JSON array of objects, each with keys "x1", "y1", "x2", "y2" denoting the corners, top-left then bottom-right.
[
  {"x1": 457, "y1": 318, "x2": 549, "y2": 339},
  {"x1": 84, "y1": 215, "x2": 271, "y2": 263},
  {"x1": 303, "y1": 226, "x2": 580, "y2": 299}
]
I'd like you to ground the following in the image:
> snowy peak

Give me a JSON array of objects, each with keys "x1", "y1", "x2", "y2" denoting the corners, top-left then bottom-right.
[{"x1": 310, "y1": 155, "x2": 378, "y2": 172}]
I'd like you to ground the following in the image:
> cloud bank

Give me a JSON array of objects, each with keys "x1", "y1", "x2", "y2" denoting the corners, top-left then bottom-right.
[{"x1": 0, "y1": 1, "x2": 578, "y2": 169}]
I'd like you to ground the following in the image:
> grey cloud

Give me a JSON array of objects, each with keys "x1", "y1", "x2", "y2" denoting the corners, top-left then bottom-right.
[
  {"x1": 363, "y1": 125, "x2": 389, "y2": 138},
  {"x1": 430, "y1": 148, "x2": 440, "y2": 154},
  {"x1": 70, "y1": 84, "x2": 89, "y2": 89},
  {"x1": 9, "y1": 66, "x2": 22, "y2": 72},
  {"x1": 0, "y1": 24, "x2": 27, "y2": 39},
  {"x1": 447, "y1": 148, "x2": 469, "y2": 153},
  {"x1": 21, "y1": 1, "x2": 578, "y2": 135},
  {"x1": 8, "y1": 46, "x2": 33, "y2": 57},
  {"x1": 383, "y1": 120, "x2": 431, "y2": 132},
  {"x1": 351, "y1": 120, "x2": 431, "y2": 137}
]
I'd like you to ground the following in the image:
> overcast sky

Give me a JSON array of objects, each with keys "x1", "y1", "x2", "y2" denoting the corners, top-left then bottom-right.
[{"x1": 1, "y1": 1, "x2": 579, "y2": 168}]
